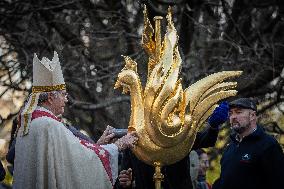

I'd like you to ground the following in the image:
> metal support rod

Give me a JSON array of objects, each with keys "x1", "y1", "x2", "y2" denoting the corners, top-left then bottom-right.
[
  {"x1": 154, "y1": 16, "x2": 163, "y2": 62},
  {"x1": 153, "y1": 162, "x2": 164, "y2": 189}
]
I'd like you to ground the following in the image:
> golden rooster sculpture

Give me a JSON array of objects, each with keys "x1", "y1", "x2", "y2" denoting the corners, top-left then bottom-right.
[{"x1": 115, "y1": 6, "x2": 242, "y2": 188}]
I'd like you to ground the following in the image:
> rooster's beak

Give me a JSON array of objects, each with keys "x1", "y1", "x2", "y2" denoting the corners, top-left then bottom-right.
[{"x1": 114, "y1": 80, "x2": 121, "y2": 89}]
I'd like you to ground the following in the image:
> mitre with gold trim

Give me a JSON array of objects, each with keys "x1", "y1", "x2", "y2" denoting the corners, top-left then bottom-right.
[
  {"x1": 32, "y1": 51, "x2": 65, "y2": 90},
  {"x1": 20, "y1": 51, "x2": 66, "y2": 135}
]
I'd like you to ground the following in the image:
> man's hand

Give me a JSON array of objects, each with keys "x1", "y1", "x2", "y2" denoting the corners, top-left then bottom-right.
[
  {"x1": 114, "y1": 132, "x2": 138, "y2": 151},
  {"x1": 208, "y1": 101, "x2": 229, "y2": 128},
  {"x1": 119, "y1": 168, "x2": 132, "y2": 188},
  {"x1": 96, "y1": 125, "x2": 115, "y2": 145}
]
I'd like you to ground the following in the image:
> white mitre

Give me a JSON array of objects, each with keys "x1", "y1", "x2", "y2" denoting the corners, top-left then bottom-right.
[
  {"x1": 32, "y1": 51, "x2": 65, "y2": 90},
  {"x1": 20, "y1": 51, "x2": 65, "y2": 135}
]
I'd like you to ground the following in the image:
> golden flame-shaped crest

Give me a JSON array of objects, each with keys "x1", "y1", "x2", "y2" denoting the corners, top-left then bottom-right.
[{"x1": 115, "y1": 6, "x2": 242, "y2": 166}]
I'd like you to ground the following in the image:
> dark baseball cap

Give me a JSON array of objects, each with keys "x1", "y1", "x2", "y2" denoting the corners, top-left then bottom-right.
[{"x1": 229, "y1": 98, "x2": 257, "y2": 112}]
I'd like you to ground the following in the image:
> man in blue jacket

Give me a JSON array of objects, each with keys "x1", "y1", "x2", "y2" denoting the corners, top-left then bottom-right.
[{"x1": 213, "y1": 98, "x2": 284, "y2": 189}]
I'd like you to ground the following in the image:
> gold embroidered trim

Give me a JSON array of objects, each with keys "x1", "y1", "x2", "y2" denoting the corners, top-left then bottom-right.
[
  {"x1": 32, "y1": 84, "x2": 66, "y2": 93},
  {"x1": 23, "y1": 94, "x2": 37, "y2": 135}
]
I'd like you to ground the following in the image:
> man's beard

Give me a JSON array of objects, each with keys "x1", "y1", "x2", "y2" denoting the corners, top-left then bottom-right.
[{"x1": 231, "y1": 122, "x2": 249, "y2": 134}]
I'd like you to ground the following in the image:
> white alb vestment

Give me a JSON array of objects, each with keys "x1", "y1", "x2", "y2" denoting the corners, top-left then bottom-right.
[{"x1": 14, "y1": 107, "x2": 118, "y2": 189}]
